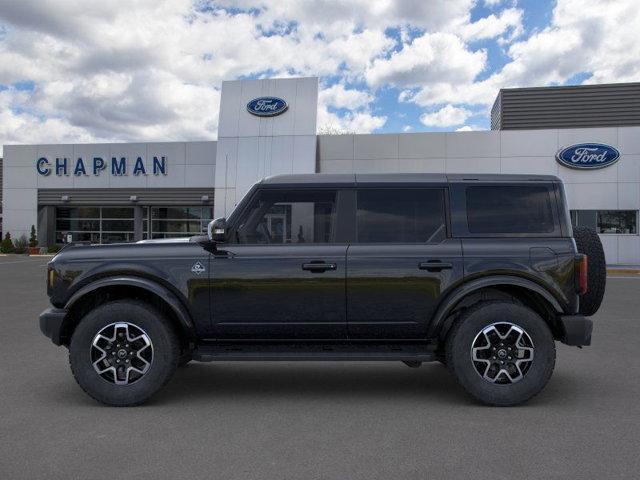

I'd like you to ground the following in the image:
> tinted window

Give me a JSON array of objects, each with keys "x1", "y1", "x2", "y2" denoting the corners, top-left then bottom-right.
[
  {"x1": 236, "y1": 190, "x2": 336, "y2": 244},
  {"x1": 466, "y1": 186, "x2": 554, "y2": 234},
  {"x1": 356, "y1": 189, "x2": 446, "y2": 243}
]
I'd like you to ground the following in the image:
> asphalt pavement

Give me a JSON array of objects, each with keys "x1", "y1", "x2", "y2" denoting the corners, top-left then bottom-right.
[{"x1": 1, "y1": 254, "x2": 639, "y2": 480}]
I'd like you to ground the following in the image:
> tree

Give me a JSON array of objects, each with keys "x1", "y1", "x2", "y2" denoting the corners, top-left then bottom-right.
[
  {"x1": 317, "y1": 123, "x2": 355, "y2": 135},
  {"x1": 13, "y1": 235, "x2": 28, "y2": 254},
  {"x1": 1, "y1": 233, "x2": 15, "y2": 253},
  {"x1": 29, "y1": 225, "x2": 38, "y2": 248}
]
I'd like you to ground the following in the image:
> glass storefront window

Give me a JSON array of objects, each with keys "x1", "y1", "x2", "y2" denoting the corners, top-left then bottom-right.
[
  {"x1": 147, "y1": 206, "x2": 213, "y2": 239},
  {"x1": 55, "y1": 205, "x2": 213, "y2": 243},
  {"x1": 55, "y1": 207, "x2": 135, "y2": 244},
  {"x1": 570, "y1": 210, "x2": 638, "y2": 234}
]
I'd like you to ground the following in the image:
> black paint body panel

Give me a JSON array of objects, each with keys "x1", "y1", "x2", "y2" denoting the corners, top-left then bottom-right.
[{"x1": 43, "y1": 174, "x2": 583, "y2": 346}]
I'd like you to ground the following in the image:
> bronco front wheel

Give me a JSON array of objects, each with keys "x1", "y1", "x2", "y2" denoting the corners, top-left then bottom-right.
[{"x1": 69, "y1": 300, "x2": 180, "y2": 406}]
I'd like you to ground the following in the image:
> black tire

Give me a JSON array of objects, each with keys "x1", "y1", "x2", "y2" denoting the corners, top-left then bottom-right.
[
  {"x1": 573, "y1": 226, "x2": 606, "y2": 316},
  {"x1": 69, "y1": 300, "x2": 180, "y2": 406},
  {"x1": 446, "y1": 301, "x2": 556, "y2": 406}
]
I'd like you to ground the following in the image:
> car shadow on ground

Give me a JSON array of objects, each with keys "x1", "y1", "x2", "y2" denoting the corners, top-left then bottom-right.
[{"x1": 49, "y1": 362, "x2": 591, "y2": 408}]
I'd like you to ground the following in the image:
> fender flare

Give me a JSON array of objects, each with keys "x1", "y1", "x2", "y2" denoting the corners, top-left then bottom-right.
[
  {"x1": 64, "y1": 276, "x2": 196, "y2": 339},
  {"x1": 427, "y1": 275, "x2": 564, "y2": 338}
]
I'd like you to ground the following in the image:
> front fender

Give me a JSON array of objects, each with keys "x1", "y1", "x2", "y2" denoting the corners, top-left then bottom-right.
[
  {"x1": 64, "y1": 276, "x2": 196, "y2": 338},
  {"x1": 427, "y1": 275, "x2": 564, "y2": 338}
]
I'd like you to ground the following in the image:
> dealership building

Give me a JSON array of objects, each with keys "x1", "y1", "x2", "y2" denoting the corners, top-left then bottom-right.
[{"x1": 1, "y1": 78, "x2": 640, "y2": 264}]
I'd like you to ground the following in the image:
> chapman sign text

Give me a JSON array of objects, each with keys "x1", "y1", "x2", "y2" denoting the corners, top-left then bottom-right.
[{"x1": 36, "y1": 156, "x2": 168, "y2": 177}]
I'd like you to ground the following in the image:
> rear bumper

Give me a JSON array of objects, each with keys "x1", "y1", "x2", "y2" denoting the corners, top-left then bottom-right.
[
  {"x1": 39, "y1": 308, "x2": 68, "y2": 346},
  {"x1": 558, "y1": 314, "x2": 593, "y2": 346}
]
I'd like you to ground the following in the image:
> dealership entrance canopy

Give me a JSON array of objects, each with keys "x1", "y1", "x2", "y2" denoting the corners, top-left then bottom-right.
[{"x1": 2, "y1": 78, "x2": 640, "y2": 264}]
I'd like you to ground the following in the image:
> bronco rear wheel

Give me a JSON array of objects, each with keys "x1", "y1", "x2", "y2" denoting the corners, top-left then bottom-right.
[
  {"x1": 69, "y1": 300, "x2": 180, "y2": 406},
  {"x1": 446, "y1": 301, "x2": 556, "y2": 406}
]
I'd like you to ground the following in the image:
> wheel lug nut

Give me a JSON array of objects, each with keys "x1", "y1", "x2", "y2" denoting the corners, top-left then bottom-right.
[{"x1": 111, "y1": 352, "x2": 115, "y2": 355}]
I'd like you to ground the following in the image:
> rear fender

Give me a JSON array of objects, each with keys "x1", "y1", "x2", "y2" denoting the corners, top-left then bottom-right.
[{"x1": 428, "y1": 275, "x2": 564, "y2": 338}]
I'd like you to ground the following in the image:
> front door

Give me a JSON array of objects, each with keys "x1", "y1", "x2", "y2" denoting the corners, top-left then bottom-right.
[
  {"x1": 346, "y1": 188, "x2": 464, "y2": 339},
  {"x1": 211, "y1": 188, "x2": 347, "y2": 339}
]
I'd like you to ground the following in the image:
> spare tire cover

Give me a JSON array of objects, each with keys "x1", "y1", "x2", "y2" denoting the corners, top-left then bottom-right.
[{"x1": 573, "y1": 226, "x2": 606, "y2": 316}]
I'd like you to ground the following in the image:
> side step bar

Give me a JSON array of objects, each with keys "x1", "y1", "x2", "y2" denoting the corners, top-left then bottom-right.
[{"x1": 192, "y1": 342, "x2": 438, "y2": 362}]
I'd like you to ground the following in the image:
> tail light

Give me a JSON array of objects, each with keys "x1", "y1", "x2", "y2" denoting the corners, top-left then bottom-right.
[{"x1": 576, "y1": 254, "x2": 588, "y2": 295}]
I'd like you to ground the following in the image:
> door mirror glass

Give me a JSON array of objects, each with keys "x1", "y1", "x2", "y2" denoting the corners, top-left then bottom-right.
[{"x1": 208, "y1": 217, "x2": 227, "y2": 243}]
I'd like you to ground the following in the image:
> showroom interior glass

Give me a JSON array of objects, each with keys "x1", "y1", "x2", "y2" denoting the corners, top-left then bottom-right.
[
  {"x1": 55, "y1": 207, "x2": 135, "y2": 244},
  {"x1": 570, "y1": 210, "x2": 638, "y2": 234},
  {"x1": 144, "y1": 206, "x2": 213, "y2": 239},
  {"x1": 55, "y1": 206, "x2": 213, "y2": 243}
]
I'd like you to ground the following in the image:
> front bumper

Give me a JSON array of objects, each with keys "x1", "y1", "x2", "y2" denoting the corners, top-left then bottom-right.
[
  {"x1": 39, "y1": 308, "x2": 68, "y2": 346},
  {"x1": 558, "y1": 314, "x2": 593, "y2": 346}
]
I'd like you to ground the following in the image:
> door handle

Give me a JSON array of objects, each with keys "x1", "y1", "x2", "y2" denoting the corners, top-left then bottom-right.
[
  {"x1": 302, "y1": 262, "x2": 337, "y2": 273},
  {"x1": 418, "y1": 261, "x2": 453, "y2": 272}
]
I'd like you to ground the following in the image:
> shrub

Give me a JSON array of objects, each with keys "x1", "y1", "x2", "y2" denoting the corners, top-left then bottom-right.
[
  {"x1": 13, "y1": 235, "x2": 29, "y2": 254},
  {"x1": 29, "y1": 225, "x2": 38, "y2": 248},
  {"x1": 47, "y1": 245, "x2": 62, "y2": 254},
  {"x1": 1, "y1": 233, "x2": 15, "y2": 253}
]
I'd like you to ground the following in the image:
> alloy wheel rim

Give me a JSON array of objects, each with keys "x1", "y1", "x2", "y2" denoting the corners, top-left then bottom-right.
[
  {"x1": 90, "y1": 322, "x2": 153, "y2": 385},
  {"x1": 470, "y1": 322, "x2": 534, "y2": 384}
]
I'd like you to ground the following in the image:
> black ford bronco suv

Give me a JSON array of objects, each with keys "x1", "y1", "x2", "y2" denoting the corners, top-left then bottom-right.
[{"x1": 40, "y1": 174, "x2": 605, "y2": 407}]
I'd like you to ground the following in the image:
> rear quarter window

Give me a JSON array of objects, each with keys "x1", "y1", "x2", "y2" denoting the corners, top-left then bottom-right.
[{"x1": 466, "y1": 185, "x2": 555, "y2": 234}]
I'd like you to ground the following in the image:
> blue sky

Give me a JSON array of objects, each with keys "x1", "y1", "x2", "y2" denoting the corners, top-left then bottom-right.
[{"x1": 0, "y1": 0, "x2": 637, "y2": 151}]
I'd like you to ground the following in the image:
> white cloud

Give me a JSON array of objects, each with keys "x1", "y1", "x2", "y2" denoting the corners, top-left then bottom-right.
[
  {"x1": 420, "y1": 105, "x2": 472, "y2": 127},
  {"x1": 366, "y1": 32, "x2": 486, "y2": 88},
  {"x1": 0, "y1": 0, "x2": 638, "y2": 147},
  {"x1": 317, "y1": 106, "x2": 386, "y2": 134},
  {"x1": 403, "y1": 0, "x2": 640, "y2": 110},
  {"x1": 456, "y1": 125, "x2": 484, "y2": 131},
  {"x1": 402, "y1": 125, "x2": 413, "y2": 132},
  {"x1": 484, "y1": 0, "x2": 507, "y2": 7},
  {"x1": 319, "y1": 84, "x2": 373, "y2": 110},
  {"x1": 459, "y1": 8, "x2": 523, "y2": 42}
]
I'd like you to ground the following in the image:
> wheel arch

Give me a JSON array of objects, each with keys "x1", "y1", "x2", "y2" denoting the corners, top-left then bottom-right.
[
  {"x1": 60, "y1": 276, "x2": 196, "y2": 346},
  {"x1": 429, "y1": 276, "x2": 564, "y2": 342}
]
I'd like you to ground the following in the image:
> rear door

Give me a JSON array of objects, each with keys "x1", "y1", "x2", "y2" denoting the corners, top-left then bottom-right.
[{"x1": 346, "y1": 187, "x2": 464, "y2": 339}]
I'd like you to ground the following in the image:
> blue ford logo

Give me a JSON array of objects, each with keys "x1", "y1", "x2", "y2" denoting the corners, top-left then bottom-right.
[
  {"x1": 556, "y1": 143, "x2": 620, "y2": 170},
  {"x1": 247, "y1": 97, "x2": 288, "y2": 117}
]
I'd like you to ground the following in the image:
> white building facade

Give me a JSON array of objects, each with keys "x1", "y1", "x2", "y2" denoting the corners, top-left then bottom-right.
[{"x1": 2, "y1": 76, "x2": 639, "y2": 264}]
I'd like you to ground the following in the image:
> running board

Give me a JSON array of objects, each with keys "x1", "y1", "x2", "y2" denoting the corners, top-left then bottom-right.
[{"x1": 192, "y1": 343, "x2": 438, "y2": 362}]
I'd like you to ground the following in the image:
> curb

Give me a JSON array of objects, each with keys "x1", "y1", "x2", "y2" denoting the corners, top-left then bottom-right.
[{"x1": 607, "y1": 268, "x2": 640, "y2": 275}]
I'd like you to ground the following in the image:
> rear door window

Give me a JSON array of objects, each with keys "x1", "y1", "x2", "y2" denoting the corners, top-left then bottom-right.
[
  {"x1": 356, "y1": 189, "x2": 446, "y2": 243},
  {"x1": 466, "y1": 185, "x2": 555, "y2": 234}
]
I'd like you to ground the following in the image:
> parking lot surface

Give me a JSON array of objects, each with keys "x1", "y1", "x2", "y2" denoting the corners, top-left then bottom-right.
[{"x1": 1, "y1": 255, "x2": 639, "y2": 480}]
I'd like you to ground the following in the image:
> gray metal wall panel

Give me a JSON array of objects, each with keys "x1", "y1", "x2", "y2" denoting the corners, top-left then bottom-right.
[
  {"x1": 491, "y1": 83, "x2": 640, "y2": 130},
  {"x1": 38, "y1": 188, "x2": 215, "y2": 206}
]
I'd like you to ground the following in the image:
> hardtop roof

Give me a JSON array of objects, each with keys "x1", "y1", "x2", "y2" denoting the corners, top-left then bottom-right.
[{"x1": 259, "y1": 173, "x2": 560, "y2": 187}]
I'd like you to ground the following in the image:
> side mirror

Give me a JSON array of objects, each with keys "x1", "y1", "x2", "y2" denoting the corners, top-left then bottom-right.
[{"x1": 207, "y1": 217, "x2": 227, "y2": 243}]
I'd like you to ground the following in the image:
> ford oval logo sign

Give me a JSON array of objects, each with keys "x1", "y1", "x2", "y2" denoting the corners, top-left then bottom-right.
[
  {"x1": 556, "y1": 143, "x2": 620, "y2": 170},
  {"x1": 247, "y1": 97, "x2": 288, "y2": 117}
]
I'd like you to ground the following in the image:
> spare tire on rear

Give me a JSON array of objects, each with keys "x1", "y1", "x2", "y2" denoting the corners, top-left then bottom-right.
[{"x1": 573, "y1": 226, "x2": 606, "y2": 316}]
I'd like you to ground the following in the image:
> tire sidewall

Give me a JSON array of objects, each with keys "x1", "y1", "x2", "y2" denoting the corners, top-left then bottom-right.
[
  {"x1": 69, "y1": 300, "x2": 179, "y2": 406},
  {"x1": 448, "y1": 302, "x2": 556, "y2": 406}
]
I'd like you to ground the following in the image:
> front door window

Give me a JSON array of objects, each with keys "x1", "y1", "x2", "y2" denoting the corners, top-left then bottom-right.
[{"x1": 235, "y1": 190, "x2": 337, "y2": 244}]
